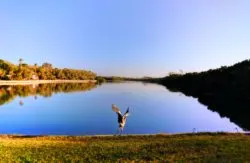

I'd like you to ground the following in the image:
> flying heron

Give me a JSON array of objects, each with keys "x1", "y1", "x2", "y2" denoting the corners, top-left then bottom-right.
[{"x1": 112, "y1": 104, "x2": 129, "y2": 135}]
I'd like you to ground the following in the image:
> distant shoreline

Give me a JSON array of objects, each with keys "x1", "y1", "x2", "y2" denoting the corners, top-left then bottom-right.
[{"x1": 0, "y1": 80, "x2": 97, "y2": 86}]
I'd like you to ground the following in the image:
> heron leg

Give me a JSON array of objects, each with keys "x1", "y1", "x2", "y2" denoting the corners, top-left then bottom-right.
[
  {"x1": 119, "y1": 128, "x2": 123, "y2": 136},
  {"x1": 114, "y1": 128, "x2": 120, "y2": 136}
]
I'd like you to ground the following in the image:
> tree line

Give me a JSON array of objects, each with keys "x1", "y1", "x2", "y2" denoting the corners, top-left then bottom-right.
[
  {"x1": 154, "y1": 59, "x2": 250, "y2": 130},
  {"x1": 0, "y1": 59, "x2": 96, "y2": 80}
]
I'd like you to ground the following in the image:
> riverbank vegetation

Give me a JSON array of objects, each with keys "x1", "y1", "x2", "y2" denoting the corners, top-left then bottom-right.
[
  {"x1": 0, "y1": 59, "x2": 96, "y2": 80},
  {"x1": 0, "y1": 133, "x2": 249, "y2": 162},
  {"x1": 100, "y1": 76, "x2": 125, "y2": 82},
  {"x1": 154, "y1": 59, "x2": 250, "y2": 130}
]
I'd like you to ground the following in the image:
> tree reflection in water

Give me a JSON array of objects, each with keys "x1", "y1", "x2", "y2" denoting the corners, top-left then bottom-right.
[{"x1": 0, "y1": 82, "x2": 97, "y2": 106}]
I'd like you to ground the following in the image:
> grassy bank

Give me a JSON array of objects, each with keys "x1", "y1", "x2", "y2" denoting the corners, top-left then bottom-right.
[{"x1": 0, "y1": 133, "x2": 249, "y2": 162}]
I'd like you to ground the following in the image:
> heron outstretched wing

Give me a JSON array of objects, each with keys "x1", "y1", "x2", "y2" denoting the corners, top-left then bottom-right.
[
  {"x1": 112, "y1": 104, "x2": 121, "y2": 114},
  {"x1": 123, "y1": 107, "x2": 129, "y2": 117},
  {"x1": 112, "y1": 104, "x2": 123, "y2": 123}
]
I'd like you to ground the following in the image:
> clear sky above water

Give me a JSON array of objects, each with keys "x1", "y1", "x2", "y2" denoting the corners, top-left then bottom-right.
[{"x1": 0, "y1": 0, "x2": 250, "y2": 77}]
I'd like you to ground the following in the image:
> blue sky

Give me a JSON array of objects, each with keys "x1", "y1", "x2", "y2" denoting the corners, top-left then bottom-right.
[{"x1": 0, "y1": 0, "x2": 250, "y2": 77}]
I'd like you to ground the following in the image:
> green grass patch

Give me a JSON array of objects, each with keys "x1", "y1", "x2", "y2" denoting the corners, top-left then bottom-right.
[{"x1": 0, "y1": 133, "x2": 249, "y2": 162}]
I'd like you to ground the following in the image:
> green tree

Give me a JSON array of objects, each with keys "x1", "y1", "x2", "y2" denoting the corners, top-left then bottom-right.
[{"x1": 0, "y1": 68, "x2": 5, "y2": 79}]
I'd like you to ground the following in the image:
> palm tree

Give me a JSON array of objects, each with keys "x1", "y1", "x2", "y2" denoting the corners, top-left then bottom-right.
[
  {"x1": 34, "y1": 63, "x2": 38, "y2": 73},
  {"x1": 18, "y1": 58, "x2": 23, "y2": 70},
  {"x1": 19, "y1": 58, "x2": 23, "y2": 66}
]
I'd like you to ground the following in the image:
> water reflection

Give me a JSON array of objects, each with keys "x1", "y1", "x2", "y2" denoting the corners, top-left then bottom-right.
[
  {"x1": 165, "y1": 85, "x2": 250, "y2": 131},
  {"x1": 19, "y1": 100, "x2": 24, "y2": 106},
  {"x1": 198, "y1": 95, "x2": 250, "y2": 131},
  {"x1": 0, "y1": 82, "x2": 243, "y2": 135},
  {"x1": 0, "y1": 82, "x2": 97, "y2": 106}
]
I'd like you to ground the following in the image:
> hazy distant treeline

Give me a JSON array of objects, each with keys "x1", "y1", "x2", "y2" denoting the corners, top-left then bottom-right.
[
  {"x1": 98, "y1": 76, "x2": 154, "y2": 82},
  {"x1": 0, "y1": 59, "x2": 96, "y2": 80}
]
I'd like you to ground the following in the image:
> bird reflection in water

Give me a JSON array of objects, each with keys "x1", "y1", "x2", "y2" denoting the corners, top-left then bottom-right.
[{"x1": 19, "y1": 100, "x2": 24, "y2": 106}]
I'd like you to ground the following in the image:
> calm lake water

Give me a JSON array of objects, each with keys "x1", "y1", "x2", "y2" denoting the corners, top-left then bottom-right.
[{"x1": 0, "y1": 82, "x2": 242, "y2": 135}]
